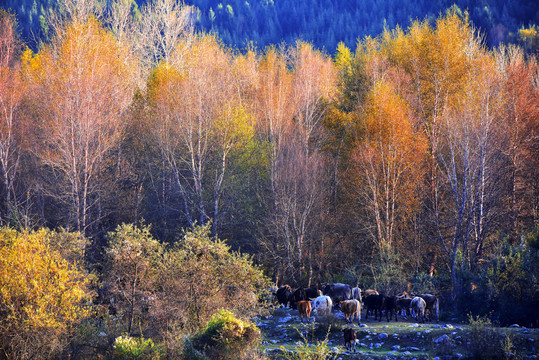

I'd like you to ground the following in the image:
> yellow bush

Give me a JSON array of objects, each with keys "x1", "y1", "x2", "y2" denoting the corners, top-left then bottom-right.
[{"x1": 0, "y1": 227, "x2": 90, "y2": 359}]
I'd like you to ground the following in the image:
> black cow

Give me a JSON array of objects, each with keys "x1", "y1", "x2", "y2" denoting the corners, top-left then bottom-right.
[
  {"x1": 305, "y1": 287, "x2": 322, "y2": 299},
  {"x1": 419, "y1": 294, "x2": 439, "y2": 322},
  {"x1": 364, "y1": 294, "x2": 385, "y2": 321},
  {"x1": 323, "y1": 283, "x2": 352, "y2": 307},
  {"x1": 276, "y1": 285, "x2": 293, "y2": 307},
  {"x1": 289, "y1": 287, "x2": 306, "y2": 309},
  {"x1": 396, "y1": 297, "x2": 412, "y2": 318},
  {"x1": 383, "y1": 296, "x2": 398, "y2": 321}
]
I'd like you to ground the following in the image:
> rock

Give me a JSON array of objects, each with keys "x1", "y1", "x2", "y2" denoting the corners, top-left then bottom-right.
[
  {"x1": 98, "y1": 332, "x2": 107, "y2": 337},
  {"x1": 402, "y1": 351, "x2": 412, "y2": 356},
  {"x1": 434, "y1": 334, "x2": 450, "y2": 344},
  {"x1": 433, "y1": 357, "x2": 441, "y2": 360},
  {"x1": 408, "y1": 323, "x2": 420, "y2": 328},
  {"x1": 391, "y1": 345, "x2": 400, "y2": 351},
  {"x1": 510, "y1": 324, "x2": 520, "y2": 328},
  {"x1": 270, "y1": 340, "x2": 278, "y2": 344},
  {"x1": 378, "y1": 333, "x2": 388, "y2": 340},
  {"x1": 432, "y1": 324, "x2": 441, "y2": 328},
  {"x1": 422, "y1": 330, "x2": 431, "y2": 335},
  {"x1": 528, "y1": 338, "x2": 535, "y2": 342},
  {"x1": 358, "y1": 343, "x2": 368, "y2": 348},
  {"x1": 374, "y1": 343, "x2": 382, "y2": 349},
  {"x1": 455, "y1": 353, "x2": 464, "y2": 358},
  {"x1": 359, "y1": 323, "x2": 368, "y2": 327},
  {"x1": 443, "y1": 324, "x2": 454, "y2": 329},
  {"x1": 451, "y1": 331, "x2": 457, "y2": 335},
  {"x1": 408, "y1": 346, "x2": 420, "y2": 351},
  {"x1": 278, "y1": 316, "x2": 293, "y2": 323}
]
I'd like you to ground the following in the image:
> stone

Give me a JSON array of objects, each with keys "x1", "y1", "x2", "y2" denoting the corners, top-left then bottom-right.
[
  {"x1": 374, "y1": 342, "x2": 382, "y2": 349},
  {"x1": 378, "y1": 333, "x2": 388, "y2": 340},
  {"x1": 391, "y1": 345, "x2": 400, "y2": 351},
  {"x1": 443, "y1": 324, "x2": 454, "y2": 329},
  {"x1": 509, "y1": 324, "x2": 520, "y2": 328},
  {"x1": 434, "y1": 334, "x2": 450, "y2": 344},
  {"x1": 278, "y1": 316, "x2": 293, "y2": 323}
]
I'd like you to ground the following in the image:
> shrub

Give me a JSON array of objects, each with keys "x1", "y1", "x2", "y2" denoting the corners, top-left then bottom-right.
[
  {"x1": 0, "y1": 227, "x2": 91, "y2": 360},
  {"x1": 279, "y1": 326, "x2": 338, "y2": 360},
  {"x1": 467, "y1": 314, "x2": 502, "y2": 359},
  {"x1": 191, "y1": 309, "x2": 261, "y2": 360},
  {"x1": 114, "y1": 335, "x2": 164, "y2": 360}
]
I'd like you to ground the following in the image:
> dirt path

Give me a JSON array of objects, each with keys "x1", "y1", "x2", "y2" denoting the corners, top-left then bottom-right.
[{"x1": 254, "y1": 307, "x2": 538, "y2": 359}]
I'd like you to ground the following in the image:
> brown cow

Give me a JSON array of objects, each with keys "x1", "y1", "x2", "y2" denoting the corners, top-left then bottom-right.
[
  {"x1": 343, "y1": 328, "x2": 357, "y2": 352},
  {"x1": 297, "y1": 300, "x2": 311, "y2": 323},
  {"x1": 340, "y1": 299, "x2": 361, "y2": 324}
]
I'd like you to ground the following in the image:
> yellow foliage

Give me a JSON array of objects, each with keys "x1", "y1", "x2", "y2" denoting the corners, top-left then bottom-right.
[
  {"x1": 519, "y1": 25, "x2": 538, "y2": 41},
  {"x1": 0, "y1": 227, "x2": 90, "y2": 358}
]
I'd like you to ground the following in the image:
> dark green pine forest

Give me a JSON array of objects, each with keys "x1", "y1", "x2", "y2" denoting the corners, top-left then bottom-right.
[{"x1": 3, "y1": 0, "x2": 539, "y2": 50}]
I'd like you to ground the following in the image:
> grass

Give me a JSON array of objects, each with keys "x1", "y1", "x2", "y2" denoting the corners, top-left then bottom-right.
[{"x1": 256, "y1": 308, "x2": 539, "y2": 360}]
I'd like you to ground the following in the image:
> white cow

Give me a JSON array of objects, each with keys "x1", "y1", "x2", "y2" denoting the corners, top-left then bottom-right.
[
  {"x1": 351, "y1": 287, "x2": 362, "y2": 303},
  {"x1": 410, "y1": 296, "x2": 426, "y2": 323},
  {"x1": 311, "y1": 295, "x2": 333, "y2": 316}
]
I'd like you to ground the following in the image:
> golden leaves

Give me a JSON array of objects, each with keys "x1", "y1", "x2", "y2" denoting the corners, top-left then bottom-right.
[{"x1": 0, "y1": 228, "x2": 90, "y2": 334}]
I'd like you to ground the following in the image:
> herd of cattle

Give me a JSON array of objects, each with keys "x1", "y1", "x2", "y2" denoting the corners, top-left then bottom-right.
[{"x1": 268, "y1": 283, "x2": 440, "y2": 325}]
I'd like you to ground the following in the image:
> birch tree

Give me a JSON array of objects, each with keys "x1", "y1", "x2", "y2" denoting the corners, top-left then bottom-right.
[
  {"x1": 0, "y1": 10, "x2": 24, "y2": 224},
  {"x1": 22, "y1": 18, "x2": 135, "y2": 234}
]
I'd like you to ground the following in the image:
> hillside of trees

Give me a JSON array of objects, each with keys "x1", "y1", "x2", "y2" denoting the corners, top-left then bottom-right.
[
  {"x1": 0, "y1": 0, "x2": 538, "y2": 358},
  {"x1": 3, "y1": 0, "x2": 539, "y2": 51}
]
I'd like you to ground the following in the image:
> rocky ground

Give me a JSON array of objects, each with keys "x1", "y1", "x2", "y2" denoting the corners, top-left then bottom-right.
[{"x1": 253, "y1": 307, "x2": 538, "y2": 359}]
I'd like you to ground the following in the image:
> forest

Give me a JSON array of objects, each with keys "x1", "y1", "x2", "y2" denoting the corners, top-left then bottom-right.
[
  {"x1": 3, "y1": 0, "x2": 539, "y2": 51},
  {"x1": 0, "y1": 0, "x2": 538, "y2": 358}
]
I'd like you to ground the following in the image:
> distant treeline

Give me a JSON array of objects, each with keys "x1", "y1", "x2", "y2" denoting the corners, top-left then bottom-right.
[{"x1": 2, "y1": 0, "x2": 539, "y2": 51}]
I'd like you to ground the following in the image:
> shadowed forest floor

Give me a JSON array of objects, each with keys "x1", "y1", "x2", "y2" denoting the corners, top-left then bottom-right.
[{"x1": 254, "y1": 307, "x2": 539, "y2": 359}]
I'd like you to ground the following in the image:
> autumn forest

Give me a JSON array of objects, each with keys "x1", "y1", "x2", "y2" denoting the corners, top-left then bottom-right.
[{"x1": 0, "y1": 0, "x2": 538, "y2": 358}]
